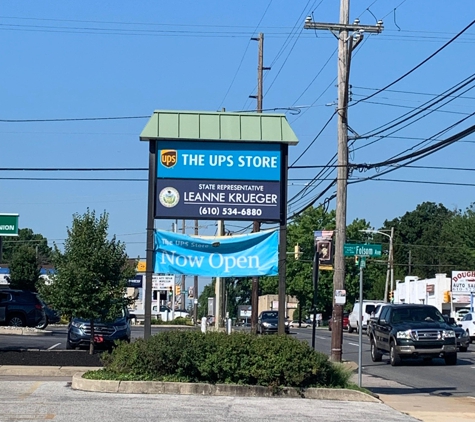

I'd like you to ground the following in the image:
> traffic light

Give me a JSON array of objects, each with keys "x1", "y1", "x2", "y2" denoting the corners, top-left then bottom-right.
[
  {"x1": 188, "y1": 286, "x2": 194, "y2": 299},
  {"x1": 175, "y1": 285, "x2": 181, "y2": 296},
  {"x1": 168, "y1": 286, "x2": 173, "y2": 297},
  {"x1": 389, "y1": 291, "x2": 394, "y2": 302},
  {"x1": 354, "y1": 256, "x2": 360, "y2": 266},
  {"x1": 294, "y1": 244, "x2": 301, "y2": 260},
  {"x1": 443, "y1": 291, "x2": 451, "y2": 303}
]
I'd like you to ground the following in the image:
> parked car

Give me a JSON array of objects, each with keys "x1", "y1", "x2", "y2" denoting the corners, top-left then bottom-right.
[
  {"x1": 257, "y1": 311, "x2": 290, "y2": 334},
  {"x1": 290, "y1": 320, "x2": 311, "y2": 328},
  {"x1": 444, "y1": 316, "x2": 469, "y2": 352},
  {"x1": 152, "y1": 305, "x2": 189, "y2": 321},
  {"x1": 34, "y1": 295, "x2": 61, "y2": 329},
  {"x1": 328, "y1": 312, "x2": 349, "y2": 331},
  {"x1": 66, "y1": 308, "x2": 135, "y2": 350},
  {"x1": 348, "y1": 300, "x2": 385, "y2": 333},
  {"x1": 368, "y1": 304, "x2": 457, "y2": 366},
  {"x1": 456, "y1": 308, "x2": 471, "y2": 322},
  {"x1": 0, "y1": 289, "x2": 45, "y2": 327},
  {"x1": 458, "y1": 311, "x2": 475, "y2": 341}
]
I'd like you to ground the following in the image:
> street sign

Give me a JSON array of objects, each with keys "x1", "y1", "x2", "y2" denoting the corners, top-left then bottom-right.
[
  {"x1": 0, "y1": 214, "x2": 19, "y2": 237},
  {"x1": 344, "y1": 243, "x2": 382, "y2": 257}
]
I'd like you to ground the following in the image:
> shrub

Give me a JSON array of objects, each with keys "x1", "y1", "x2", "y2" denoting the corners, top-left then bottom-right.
[{"x1": 97, "y1": 331, "x2": 351, "y2": 389}]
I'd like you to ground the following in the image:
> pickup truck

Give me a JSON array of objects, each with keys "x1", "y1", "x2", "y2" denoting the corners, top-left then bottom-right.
[{"x1": 368, "y1": 304, "x2": 457, "y2": 366}]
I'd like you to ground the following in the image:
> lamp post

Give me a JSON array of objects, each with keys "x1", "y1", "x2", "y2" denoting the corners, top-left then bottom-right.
[{"x1": 360, "y1": 228, "x2": 394, "y2": 302}]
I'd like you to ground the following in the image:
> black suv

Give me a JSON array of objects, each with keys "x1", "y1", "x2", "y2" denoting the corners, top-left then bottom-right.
[
  {"x1": 0, "y1": 289, "x2": 45, "y2": 327},
  {"x1": 368, "y1": 304, "x2": 457, "y2": 366}
]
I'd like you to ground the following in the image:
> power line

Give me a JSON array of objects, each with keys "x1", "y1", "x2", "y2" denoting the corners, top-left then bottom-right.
[{"x1": 350, "y1": 18, "x2": 475, "y2": 107}]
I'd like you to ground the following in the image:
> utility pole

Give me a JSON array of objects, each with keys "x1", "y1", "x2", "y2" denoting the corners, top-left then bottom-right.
[
  {"x1": 193, "y1": 219, "x2": 199, "y2": 324},
  {"x1": 304, "y1": 2, "x2": 383, "y2": 362},
  {"x1": 390, "y1": 226, "x2": 395, "y2": 293},
  {"x1": 250, "y1": 32, "x2": 270, "y2": 335}
]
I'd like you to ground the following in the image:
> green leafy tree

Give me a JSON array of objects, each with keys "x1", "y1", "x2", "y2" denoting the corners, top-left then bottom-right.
[
  {"x1": 2, "y1": 228, "x2": 52, "y2": 265},
  {"x1": 8, "y1": 245, "x2": 41, "y2": 292},
  {"x1": 38, "y1": 209, "x2": 135, "y2": 354},
  {"x1": 383, "y1": 202, "x2": 455, "y2": 279}
]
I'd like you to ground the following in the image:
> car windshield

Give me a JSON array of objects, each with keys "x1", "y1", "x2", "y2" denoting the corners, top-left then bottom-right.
[
  {"x1": 365, "y1": 304, "x2": 377, "y2": 314},
  {"x1": 262, "y1": 312, "x2": 278, "y2": 319},
  {"x1": 391, "y1": 307, "x2": 445, "y2": 323}
]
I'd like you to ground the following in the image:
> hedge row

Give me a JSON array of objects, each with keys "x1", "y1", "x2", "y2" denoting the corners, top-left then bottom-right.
[{"x1": 95, "y1": 331, "x2": 350, "y2": 389}]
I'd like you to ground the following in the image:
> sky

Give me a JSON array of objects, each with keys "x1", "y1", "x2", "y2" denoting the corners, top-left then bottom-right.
[{"x1": 2, "y1": 1, "x2": 475, "y2": 293}]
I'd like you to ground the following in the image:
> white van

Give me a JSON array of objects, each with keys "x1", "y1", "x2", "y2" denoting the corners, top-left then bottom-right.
[{"x1": 348, "y1": 300, "x2": 385, "y2": 333}]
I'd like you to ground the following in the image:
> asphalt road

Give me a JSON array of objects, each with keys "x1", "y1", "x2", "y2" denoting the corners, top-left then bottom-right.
[
  {"x1": 294, "y1": 326, "x2": 475, "y2": 398},
  {"x1": 1, "y1": 325, "x2": 474, "y2": 398}
]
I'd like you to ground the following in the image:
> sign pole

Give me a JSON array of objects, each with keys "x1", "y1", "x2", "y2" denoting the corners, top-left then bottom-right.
[
  {"x1": 312, "y1": 246, "x2": 320, "y2": 350},
  {"x1": 358, "y1": 257, "x2": 365, "y2": 388}
]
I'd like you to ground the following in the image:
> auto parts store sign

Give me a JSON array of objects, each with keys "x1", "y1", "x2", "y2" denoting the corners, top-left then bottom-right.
[
  {"x1": 155, "y1": 141, "x2": 281, "y2": 221},
  {"x1": 0, "y1": 214, "x2": 19, "y2": 236}
]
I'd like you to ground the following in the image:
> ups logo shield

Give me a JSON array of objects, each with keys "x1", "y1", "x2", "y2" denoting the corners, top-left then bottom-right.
[{"x1": 161, "y1": 150, "x2": 177, "y2": 168}]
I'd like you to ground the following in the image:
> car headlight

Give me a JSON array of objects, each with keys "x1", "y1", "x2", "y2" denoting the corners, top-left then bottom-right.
[
  {"x1": 71, "y1": 321, "x2": 84, "y2": 329},
  {"x1": 262, "y1": 322, "x2": 271, "y2": 327},
  {"x1": 114, "y1": 324, "x2": 128, "y2": 331},
  {"x1": 443, "y1": 330, "x2": 455, "y2": 338},
  {"x1": 396, "y1": 330, "x2": 412, "y2": 339},
  {"x1": 284, "y1": 321, "x2": 289, "y2": 326}
]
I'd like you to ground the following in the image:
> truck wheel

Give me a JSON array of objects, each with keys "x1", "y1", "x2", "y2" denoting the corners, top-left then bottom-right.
[
  {"x1": 445, "y1": 353, "x2": 457, "y2": 365},
  {"x1": 390, "y1": 341, "x2": 401, "y2": 366},
  {"x1": 370, "y1": 338, "x2": 382, "y2": 362},
  {"x1": 459, "y1": 346, "x2": 468, "y2": 352},
  {"x1": 348, "y1": 325, "x2": 354, "y2": 334}
]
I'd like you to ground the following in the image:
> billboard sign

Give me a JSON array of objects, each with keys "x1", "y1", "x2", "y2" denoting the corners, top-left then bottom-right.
[
  {"x1": 127, "y1": 275, "x2": 143, "y2": 288},
  {"x1": 153, "y1": 229, "x2": 278, "y2": 277},
  {"x1": 452, "y1": 271, "x2": 475, "y2": 293},
  {"x1": 152, "y1": 274, "x2": 175, "y2": 290},
  {"x1": 155, "y1": 178, "x2": 280, "y2": 221},
  {"x1": 157, "y1": 141, "x2": 281, "y2": 181},
  {"x1": 0, "y1": 214, "x2": 19, "y2": 237}
]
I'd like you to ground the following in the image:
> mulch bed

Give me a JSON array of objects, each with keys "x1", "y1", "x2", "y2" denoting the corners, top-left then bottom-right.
[{"x1": 0, "y1": 350, "x2": 104, "y2": 367}]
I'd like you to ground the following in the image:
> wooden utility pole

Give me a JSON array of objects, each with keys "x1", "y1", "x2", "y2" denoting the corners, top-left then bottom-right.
[
  {"x1": 249, "y1": 32, "x2": 270, "y2": 334},
  {"x1": 193, "y1": 219, "x2": 199, "y2": 324},
  {"x1": 304, "y1": 2, "x2": 383, "y2": 362}
]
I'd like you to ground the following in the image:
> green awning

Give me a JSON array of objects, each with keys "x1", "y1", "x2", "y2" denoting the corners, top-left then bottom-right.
[{"x1": 140, "y1": 110, "x2": 298, "y2": 145}]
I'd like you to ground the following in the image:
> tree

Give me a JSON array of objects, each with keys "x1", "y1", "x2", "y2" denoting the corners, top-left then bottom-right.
[
  {"x1": 38, "y1": 209, "x2": 135, "y2": 354},
  {"x1": 8, "y1": 244, "x2": 41, "y2": 292},
  {"x1": 2, "y1": 228, "x2": 52, "y2": 265},
  {"x1": 383, "y1": 202, "x2": 455, "y2": 279}
]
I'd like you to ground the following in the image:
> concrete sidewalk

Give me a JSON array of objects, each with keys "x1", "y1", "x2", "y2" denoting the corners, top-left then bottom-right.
[
  {"x1": 1, "y1": 365, "x2": 474, "y2": 421},
  {"x1": 356, "y1": 373, "x2": 475, "y2": 422}
]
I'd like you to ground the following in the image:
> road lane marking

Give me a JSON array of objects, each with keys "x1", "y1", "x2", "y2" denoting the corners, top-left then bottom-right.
[
  {"x1": 316, "y1": 336, "x2": 326, "y2": 340},
  {"x1": 19, "y1": 381, "x2": 42, "y2": 400},
  {"x1": 48, "y1": 343, "x2": 61, "y2": 350},
  {"x1": 348, "y1": 342, "x2": 360, "y2": 347}
]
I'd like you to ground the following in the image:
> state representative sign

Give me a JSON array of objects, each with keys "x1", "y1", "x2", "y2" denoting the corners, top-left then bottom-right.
[
  {"x1": 153, "y1": 229, "x2": 278, "y2": 277},
  {"x1": 155, "y1": 178, "x2": 280, "y2": 220}
]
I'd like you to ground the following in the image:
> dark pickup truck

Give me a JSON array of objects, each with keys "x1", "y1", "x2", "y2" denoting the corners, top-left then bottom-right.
[{"x1": 368, "y1": 304, "x2": 457, "y2": 366}]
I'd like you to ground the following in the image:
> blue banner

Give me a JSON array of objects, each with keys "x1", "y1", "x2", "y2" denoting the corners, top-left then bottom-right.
[
  {"x1": 153, "y1": 229, "x2": 278, "y2": 277},
  {"x1": 157, "y1": 141, "x2": 281, "y2": 181}
]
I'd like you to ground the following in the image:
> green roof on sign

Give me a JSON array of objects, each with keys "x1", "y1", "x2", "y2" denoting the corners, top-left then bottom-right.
[{"x1": 139, "y1": 110, "x2": 298, "y2": 145}]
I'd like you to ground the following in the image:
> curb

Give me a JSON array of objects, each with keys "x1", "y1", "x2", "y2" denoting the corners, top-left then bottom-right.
[
  {"x1": 0, "y1": 366, "x2": 102, "y2": 377},
  {"x1": 71, "y1": 372, "x2": 379, "y2": 402},
  {"x1": 0, "y1": 328, "x2": 53, "y2": 336}
]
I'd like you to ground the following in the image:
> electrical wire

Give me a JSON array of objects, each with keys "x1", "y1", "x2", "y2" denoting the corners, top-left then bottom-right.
[{"x1": 349, "y1": 18, "x2": 475, "y2": 108}]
